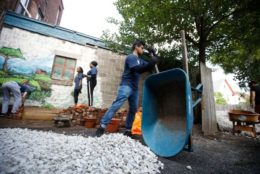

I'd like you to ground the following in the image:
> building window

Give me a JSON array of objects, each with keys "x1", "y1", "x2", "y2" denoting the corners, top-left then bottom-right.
[
  {"x1": 51, "y1": 56, "x2": 76, "y2": 85},
  {"x1": 36, "y1": 8, "x2": 44, "y2": 21},
  {"x1": 16, "y1": 0, "x2": 30, "y2": 16}
]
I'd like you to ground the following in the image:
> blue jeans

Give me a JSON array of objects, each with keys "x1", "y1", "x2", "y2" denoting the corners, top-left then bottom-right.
[
  {"x1": 2, "y1": 81, "x2": 22, "y2": 114},
  {"x1": 100, "y1": 85, "x2": 138, "y2": 130}
]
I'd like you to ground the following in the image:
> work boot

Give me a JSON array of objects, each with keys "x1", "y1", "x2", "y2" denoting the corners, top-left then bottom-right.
[
  {"x1": 96, "y1": 126, "x2": 105, "y2": 137},
  {"x1": 0, "y1": 113, "x2": 8, "y2": 117},
  {"x1": 123, "y1": 130, "x2": 133, "y2": 137}
]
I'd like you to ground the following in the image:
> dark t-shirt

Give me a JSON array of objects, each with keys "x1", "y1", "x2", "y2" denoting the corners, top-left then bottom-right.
[
  {"x1": 120, "y1": 54, "x2": 148, "y2": 90},
  {"x1": 251, "y1": 85, "x2": 260, "y2": 105},
  {"x1": 87, "y1": 67, "x2": 98, "y2": 83},
  {"x1": 18, "y1": 83, "x2": 30, "y2": 94},
  {"x1": 74, "y1": 73, "x2": 84, "y2": 89}
]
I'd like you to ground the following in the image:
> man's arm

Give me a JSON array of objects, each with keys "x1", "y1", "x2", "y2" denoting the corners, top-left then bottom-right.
[
  {"x1": 131, "y1": 53, "x2": 159, "y2": 74},
  {"x1": 79, "y1": 79, "x2": 82, "y2": 88},
  {"x1": 87, "y1": 69, "x2": 97, "y2": 80},
  {"x1": 21, "y1": 92, "x2": 28, "y2": 106},
  {"x1": 130, "y1": 61, "x2": 156, "y2": 74}
]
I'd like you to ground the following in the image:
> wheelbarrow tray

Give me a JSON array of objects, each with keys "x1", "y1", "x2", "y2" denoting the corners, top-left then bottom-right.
[
  {"x1": 228, "y1": 110, "x2": 260, "y2": 123},
  {"x1": 228, "y1": 110, "x2": 260, "y2": 138},
  {"x1": 142, "y1": 68, "x2": 193, "y2": 157}
]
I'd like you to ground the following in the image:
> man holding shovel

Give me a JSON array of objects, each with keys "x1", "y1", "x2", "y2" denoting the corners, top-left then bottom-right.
[{"x1": 96, "y1": 39, "x2": 158, "y2": 137}]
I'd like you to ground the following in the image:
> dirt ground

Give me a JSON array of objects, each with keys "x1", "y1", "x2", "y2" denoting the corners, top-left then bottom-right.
[{"x1": 0, "y1": 118, "x2": 259, "y2": 174}]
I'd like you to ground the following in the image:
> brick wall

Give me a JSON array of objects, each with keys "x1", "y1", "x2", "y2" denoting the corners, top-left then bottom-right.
[
  {"x1": 0, "y1": 0, "x2": 19, "y2": 15},
  {"x1": 27, "y1": 0, "x2": 64, "y2": 25},
  {"x1": 0, "y1": 0, "x2": 64, "y2": 26}
]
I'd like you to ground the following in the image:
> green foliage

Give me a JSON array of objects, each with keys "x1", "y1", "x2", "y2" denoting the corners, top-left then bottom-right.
[
  {"x1": 28, "y1": 80, "x2": 41, "y2": 90},
  {"x1": 0, "y1": 70, "x2": 52, "y2": 102},
  {"x1": 41, "y1": 102, "x2": 55, "y2": 109},
  {"x1": 0, "y1": 76, "x2": 26, "y2": 84},
  {"x1": 28, "y1": 90, "x2": 51, "y2": 102},
  {"x1": 0, "y1": 47, "x2": 24, "y2": 58},
  {"x1": 210, "y1": 0, "x2": 260, "y2": 87},
  {"x1": 0, "y1": 71, "x2": 4, "y2": 76},
  {"x1": 214, "y1": 92, "x2": 227, "y2": 105},
  {"x1": 34, "y1": 74, "x2": 51, "y2": 82},
  {"x1": 0, "y1": 76, "x2": 40, "y2": 91},
  {"x1": 103, "y1": 0, "x2": 242, "y2": 61},
  {"x1": 103, "y1": 0, "x2": 259, "y2": 86}
]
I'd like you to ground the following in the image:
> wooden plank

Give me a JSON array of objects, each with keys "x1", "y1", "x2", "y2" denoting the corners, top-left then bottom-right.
[
  {"x1": 181, "y1": 30, "x2": 189, "y2": 78},
  {"x1": 234, "y1": 125, "x2": 256, "y2": 138},
  {"x1": 200, "y1": 63, "x2": 218, "y2": 135},
  {"x1": 180, "y1": 30, "x2": 193, "y2": 151},
  {"x1": 22, "y1": 106, "x2": 62, "y2": 120}
]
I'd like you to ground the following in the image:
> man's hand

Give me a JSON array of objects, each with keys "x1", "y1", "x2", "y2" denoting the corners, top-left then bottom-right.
[
  {"x1": 147, "y1": 46, "x2": 156, "y2": 55},
  {"x1": 151, "y1": 55, "x2": 159, "y2": 63},
  {"x1": 147, "y1": 46, "x2": 159, "y2": 63},
  {"x1": 21, "y1": 92, "x2": 27, "y2": 105}
]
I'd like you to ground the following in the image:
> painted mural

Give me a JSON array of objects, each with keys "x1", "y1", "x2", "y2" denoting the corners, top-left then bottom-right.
[{"x1": 0, "y1": 47, "x2": 53, "y2": 104}]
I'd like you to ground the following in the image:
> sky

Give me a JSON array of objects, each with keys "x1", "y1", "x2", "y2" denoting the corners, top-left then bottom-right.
[{"x1": 60, "y1": 0, "x2": 121, "y2": 38}]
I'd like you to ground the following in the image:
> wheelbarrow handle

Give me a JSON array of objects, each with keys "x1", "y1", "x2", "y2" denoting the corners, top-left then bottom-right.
[
  {"x1": 191, "y1": 83, "x2": 203, "y2": 93},
  {"x1": 155, "y1": 64, "x2": 159, "y2": 74},
  {"x1": 192, "y1": 83, "x2": 203, "y2": 108}
]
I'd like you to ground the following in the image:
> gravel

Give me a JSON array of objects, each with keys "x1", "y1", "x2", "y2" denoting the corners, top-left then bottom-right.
[{"x1": 0, "y1": 128, "x2": 164, "y2": 174}]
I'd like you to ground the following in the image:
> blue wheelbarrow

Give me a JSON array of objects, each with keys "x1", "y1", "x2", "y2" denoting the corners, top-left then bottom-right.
[{"x1": 142, "y1": 68, "x2": 203, "y2": 157}]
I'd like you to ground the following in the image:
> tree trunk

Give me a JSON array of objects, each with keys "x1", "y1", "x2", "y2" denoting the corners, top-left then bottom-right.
[
  {"x1": 195, "y1": 38, "x2": 206, "y2": 125},
  {"x1": 3, "y1": 56, "x2": 9, "y2": 73},
  {"x1": 198, "y1": 42, "x2": 206, "y2": 64},
  {"x1": 197, "y1": 15, "x2": 207, "y2": 64}
]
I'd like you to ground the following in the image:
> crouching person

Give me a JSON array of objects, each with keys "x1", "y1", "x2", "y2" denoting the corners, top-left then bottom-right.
[{"x1": 0, "y1": 80, "x2": 30, "y2": 117}]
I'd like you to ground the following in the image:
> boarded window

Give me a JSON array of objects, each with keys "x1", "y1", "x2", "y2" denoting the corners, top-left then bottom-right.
[{"x1": 51, "y1": 55, "x2": 76, "y2": 85}]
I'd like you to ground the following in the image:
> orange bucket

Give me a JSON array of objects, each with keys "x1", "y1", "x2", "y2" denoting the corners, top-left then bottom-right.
[
  {"x1": 107, "y1": 118, "x2": 121, "y2": 133},
  {"x1": 85, "y1": 118, "x2": 97, "y2": 128}
]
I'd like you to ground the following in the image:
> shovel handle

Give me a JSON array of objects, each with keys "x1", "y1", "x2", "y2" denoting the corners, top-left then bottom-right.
[{"x1": 155, "y1": 64, "x2": 159, "y2": 74}]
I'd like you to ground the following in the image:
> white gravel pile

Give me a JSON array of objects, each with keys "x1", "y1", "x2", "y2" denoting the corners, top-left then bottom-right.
[
  {"x1": 216, "y1": 111, "x2": 234, "y2": 131},
  {"x1": 0, "y1": 128, "x2": 164, "y2": 174}
]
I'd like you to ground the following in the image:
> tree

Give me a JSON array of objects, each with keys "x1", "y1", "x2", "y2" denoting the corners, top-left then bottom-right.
[
  {"x1": 102, "y1": 0, "x2": 259, "y2": 85},
  {"x1": 214, "y1": 92, "x2": 227, "y2": 105},
  {"x1": 0, "y1": 47, "x2": 25, "y2": 74},
  {"x1": 211, "y1": 0, "x2": 260, "y2": 87},
  {"x1": 104, "y1": 0, "x2": 249, "y2": 62}
]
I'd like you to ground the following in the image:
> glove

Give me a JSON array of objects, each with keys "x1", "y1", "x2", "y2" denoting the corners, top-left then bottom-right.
[
  {"x1": 147, "y1": 46, "x2": 156, "y2": 56},
  {"x1": 151, "y1": 54, "x2": 159, "y2": 64},
  {"x1": 147, "y1": 47, "x2": 158, "y2": 63}
]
